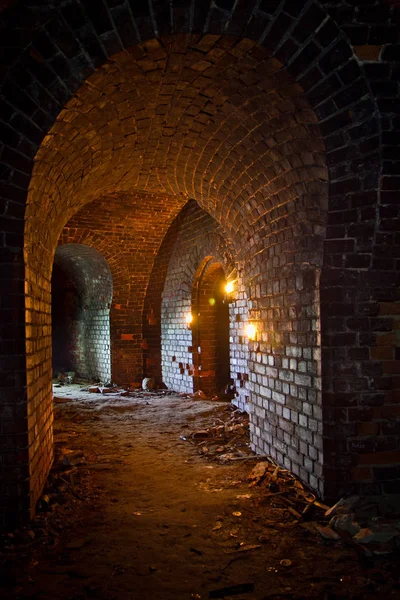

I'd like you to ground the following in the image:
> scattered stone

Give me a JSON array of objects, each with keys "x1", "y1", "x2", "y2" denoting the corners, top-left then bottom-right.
[
  {"x1": 65, "y1": 372, "x2": 76, "y2": 384},
  {"x1": 248, "y1": 462, "x2": 269, "y2": 486},
  {"x1": 100, "y1": 387, "x2": 120, "y2": 394},
  {"x1": 329, "y1": 514, "x2": 360, "y2": 537},
  {"x1": 325, "y1": 496, "x2": 360, "y2": 518},
  {"x1": 142, "y1": 377, "x2": 155, "y2": 390},
  {"x1": 192, "y1": 430, "x2": 211, "y2": 439},
  {"x1": 353, "y1": 528, "x2": 375, "y2": 544},
  {"x1": 183, "y1": 406, "x2": 250, "y2": 462},
  {"x1": 280, "y1": 559, "x2": 292, "y2": 567},
  {"x1": 354, "y1": 525, "x2": 400, "y2": 545},
  {"x1": 315, "y1": 525, "x2": 340, "y2": 541}
]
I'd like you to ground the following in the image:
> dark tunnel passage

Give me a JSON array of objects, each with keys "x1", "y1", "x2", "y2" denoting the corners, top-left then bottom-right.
[
  {"x1": 52, "y1": 244, "x2": 113, "y2": 383},
  {"x1": 0, "y1": 0, "x2": 399, "y2": 534},
  {"x1": 191, "y1": 260, "x2": 231, "y2": 397}
]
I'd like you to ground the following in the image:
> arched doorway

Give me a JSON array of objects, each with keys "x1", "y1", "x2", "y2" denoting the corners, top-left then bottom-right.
[
  {"x1": 52, "y1": 244, "x2": 113, "y2": 383},
  {"x1": 0, "y1": 4, "x2": 390, "y2": 524},
  {"x1": 191, "y1": 259, "x2": 231, "y2": 397}
]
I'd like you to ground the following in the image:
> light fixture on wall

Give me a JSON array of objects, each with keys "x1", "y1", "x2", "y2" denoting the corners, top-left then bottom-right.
[
  {"x1": 225, "y1": 280, "x2": 235, "y2": 294},
  {"x1": 245, "y1": 323, "x2": 257, "y2": 341},
  {"x1": 224, "y1": 279, "x2": 236, "y2": 303},
  {"x1": 185, "y1": 312, "x2": 193, "y2": 329}
]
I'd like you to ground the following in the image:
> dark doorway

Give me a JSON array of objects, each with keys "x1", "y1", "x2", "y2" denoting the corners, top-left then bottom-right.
[
  {"x1": 52, "y1": 244, "x2": 113, "y2": 382},
  {"x1": 192, "y1": 259, "x2": 231, "y2": 397}
]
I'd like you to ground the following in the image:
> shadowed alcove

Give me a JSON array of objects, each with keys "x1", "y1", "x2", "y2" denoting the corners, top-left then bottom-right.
[
  {"x1": 191, "y1": 258, "x2": 231, "y2": 397},
  {"x1": 52, "y1": 244, "x2": 113, "y2": 383}
]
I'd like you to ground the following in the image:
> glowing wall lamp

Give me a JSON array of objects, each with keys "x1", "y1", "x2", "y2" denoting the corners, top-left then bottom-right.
[
  {"x1": 245, "y1": 323, "x2": 257, "y2": 341},
  {"x1": 224, "y1": 279, "x2": 236, "y2": 303},
  {"x1": 225, "y1": 280, "x2": 235, "y2": 295},
  {"x1": 185, "y1": 312, "x2": 193, "y2": 329}
]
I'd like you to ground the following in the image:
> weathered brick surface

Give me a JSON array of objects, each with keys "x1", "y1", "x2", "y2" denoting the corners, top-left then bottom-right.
[
  {"x1": 0, "y1": 0, "x2": 399, "y2": 526},
  {"x1": 59, "y1": 192, "x2": 185, "y2": 385},
  {"x1": 160, "y1": 201, "x2": 238, "y2": 394}
]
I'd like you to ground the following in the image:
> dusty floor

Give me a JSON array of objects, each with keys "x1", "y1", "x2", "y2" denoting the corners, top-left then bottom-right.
[{"x1": 1, "y1": 385, "x2": 400, "y2": 600}]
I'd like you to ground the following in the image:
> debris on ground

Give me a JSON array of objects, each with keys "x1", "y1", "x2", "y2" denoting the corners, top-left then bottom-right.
[
  {"x1": 182, "y1": 406, "x2": 250, "y2": 461},
  {"x1": 183, "y1": 404, "x2": 400, "y2": 561},
  {"x1": 2, "y1": 385, "x2": 400, "y2": 600},
  {"x1": 142, "y1": 377, "x2": 156, "y2": 390},
  {"x1": 247, "y1": 461, "x2": 400, "y2": 557},
  {"x1": 55, "y1": 371, "x2": 76, "y2": 385}
]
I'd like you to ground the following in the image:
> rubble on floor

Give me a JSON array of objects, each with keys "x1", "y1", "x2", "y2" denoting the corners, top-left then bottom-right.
[
  {"x1": 181, "y1": 405, "x2": 250, "y2": 461},
  {"x1": 2, "y1": 387, "x2": 400, "y2": 600},
  {"x1": 184, "y1": 407, "x2": 400, "y2": 559},
  {"x1": 247, "y1": 462, "x2": 400, "y2": 557},
  {"x1": 54, "y1": 371, "x2": 76, "y2": 386}
]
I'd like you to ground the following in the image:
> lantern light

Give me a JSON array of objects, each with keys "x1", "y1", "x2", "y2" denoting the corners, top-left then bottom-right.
[
  {"x1": 245, "y1": 323, "x2": 257, "y2": 341},
  {"x1": 185, "y1": 312, "x2": 193, "y2": 328},
  {"x1": 225, "y1": 280, "x2": 235, "y2": 295}
]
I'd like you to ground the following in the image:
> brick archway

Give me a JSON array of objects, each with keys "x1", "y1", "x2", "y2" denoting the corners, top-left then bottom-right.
[
  {"x1": 191, "y1": 259, "x2": 230, "y2": 397},
  {"x1": 57, "y1": 191, "x2": 185, "y2": 386},
  {"x1": 161, "y1": 201, "x2": 236, "y2": 394},
  {"x1": 52, "y1": 243, "x2": 113, "y2": 383},
  {"x1": 1, "y1": 1, "x2": 399, "y2": 527}
]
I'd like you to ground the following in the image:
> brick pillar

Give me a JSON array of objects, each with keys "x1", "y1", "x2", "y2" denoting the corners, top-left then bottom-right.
[{"x1": 0, "y1": 249, "x2": 30, "y2": 529}]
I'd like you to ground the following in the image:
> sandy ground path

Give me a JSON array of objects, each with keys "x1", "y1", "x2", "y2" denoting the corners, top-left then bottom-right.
[{"x1": 2, "y1": 385, "x2": 399, "y2": 600}]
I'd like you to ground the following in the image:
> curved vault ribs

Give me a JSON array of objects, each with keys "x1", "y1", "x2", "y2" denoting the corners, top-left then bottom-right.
[
  {"x1": 54, "y1": 243, "x2": 113, "y2": 305},
  {"x1": 27, "y1": 35, "x2": 327, "y2": 273}
]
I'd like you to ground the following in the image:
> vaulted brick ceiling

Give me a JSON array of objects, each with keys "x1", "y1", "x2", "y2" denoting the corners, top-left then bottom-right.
[
  {"x1": 54, "y1": 243, "x2": 113, "y2": 303},
  {"x1": 26, "y1": 34, "x2": 327, "y2": 265}
]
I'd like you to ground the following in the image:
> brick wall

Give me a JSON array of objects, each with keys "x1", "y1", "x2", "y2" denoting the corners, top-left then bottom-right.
[
  {"x1": 160, "y1": 201, "x2": 238, "y2": 393},
  {"x1": 59, "y1": 192, "x2": 185, "y2": 386},
  {"x1": 229, "y1": 271, "x2": 251, "y2": 413},
  {"x1": 0, "y1": 0, "x2": 399, "y2": 526},
  {"x1": 24, "y1": 235, "x2": 54, "y2": 526}
]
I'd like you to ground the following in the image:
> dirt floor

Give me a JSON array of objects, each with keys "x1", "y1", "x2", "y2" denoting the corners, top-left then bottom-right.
[{"x1": 1, "y1": 384, "x2": 400, "y2": 600}]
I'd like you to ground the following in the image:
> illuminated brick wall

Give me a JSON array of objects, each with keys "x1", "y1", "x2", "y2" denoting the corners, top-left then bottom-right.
[{"x1": 0, "y1": 0, "x2": 399, "y2": 527}]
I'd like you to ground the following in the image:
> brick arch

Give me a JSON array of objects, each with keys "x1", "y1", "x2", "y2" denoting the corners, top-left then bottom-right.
[
  {"x1": 1, "y1": 0, "x2": 399, "y2": 527},
  {"x1": 161, "y1": 201, "x2": 237, "y2": 393},
  {"x1": 57, "y1": 231, "x2": 135, "y2": 384},
  {"x1": 54, "y1": 243, "x2": 113, "y2": 304},
  {"x1": 0, "y1": 1, "x2": 393, "y2": 280},
  {"x1": 190, "y1": 259, "x2": 231, "y2": 397},
  {"x1": 1, "y1": 2, "x2": 382, "y2": 248},
  {"x1": 52, "y1": 243, "x2": 113, "y2": 382},
  {"x1": 59, "y1": 190, "x2": 186, "y2": 385},
  {"x1": 24, "y1": 39, "x2": 328, "y2": 446}
]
